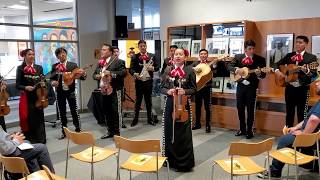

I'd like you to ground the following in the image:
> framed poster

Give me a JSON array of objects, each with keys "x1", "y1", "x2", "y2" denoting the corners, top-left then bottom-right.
[
  {"x1": 229, "y1": 37, "x2": 244, "y2": 56},
  {"x1": 191, "y1": 40, "x2": 201, "y2": 57},
  {"x1": 144, "y1": 32, "x2": 153, "y2": 40},
  {"x1": 223, "y1": 77, "x2": 237, "y2": 94},
  {"x1": 266, "y1": 34, "x2": 293, "y2": 67},
  {"x1": 206, "y1": 37, "x2": 229, "y2": 57},
  {"x1": 212, "y1": 77, "x2": 224, "y2": 93},
  {"x1": 312, "y1": 35, "x2": 320, "y2": 58},
  {"x1": 171, "y1": 38, "x2": 191, "y2": 52}
]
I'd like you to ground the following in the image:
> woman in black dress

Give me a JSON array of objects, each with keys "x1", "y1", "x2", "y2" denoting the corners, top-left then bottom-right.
[
  {"x1": 16, "y1": 49, "x2": 46, "y2": 144},
  {"x1": 161, "y1": 48, "x2": 196, "y2": 172}
]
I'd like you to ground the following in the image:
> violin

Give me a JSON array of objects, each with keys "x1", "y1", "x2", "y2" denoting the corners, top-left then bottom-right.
[
  {"x1": 100, "y1": 71, "x2": 113, "y2": 95},
  {"x1": 63, "y1": 64, "x2": 93, "y2": 86},
  {"x1": 172, "y1": 78, "x2": 189, "y2": 123},
  {"x1": 35, "y1": 75, "x2": 48, "y2": 109},
  {"x1": 0, "y1": 78, "x2": 10, "y2": 116}
]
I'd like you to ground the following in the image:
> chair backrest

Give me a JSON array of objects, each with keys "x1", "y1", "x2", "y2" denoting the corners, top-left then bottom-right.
[
  {"x1": 293, "y1": 131, "x2": 320, "y2": 148},
  {"x1": 42, "y1": 165, "x2": 56, "y2": 180},
  {"x1": 229, "y1": 138, "x2": 274, "y2": 156},
  {"x1": 0, "y1": 156, "x2": 30, "y2": 175},
  {"x1": 63, "y1": 127, "x2": 95, "y2": 146},
  {"x1": 114, "y1": 135, "x2": 161, "y2": 153}
]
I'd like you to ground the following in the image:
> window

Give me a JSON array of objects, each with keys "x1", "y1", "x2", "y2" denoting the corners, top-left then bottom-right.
[
  {"x1": 144, "y1": 0, "x2": 159, "y2": 28},
  {"x1": 0, "y1": 0, "x2": 30, "y2": 24}
]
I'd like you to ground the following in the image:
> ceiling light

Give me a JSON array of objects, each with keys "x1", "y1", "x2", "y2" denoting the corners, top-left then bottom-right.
[
  {"x1": 54, "y1": 0, "x2": 74, "y2": 2},
  {"x1": 19, "y1": 0, "x2": 26, "y2": 4},
  {"x1": 7, "y1": 4, "x2": 28, "y2": 10}
]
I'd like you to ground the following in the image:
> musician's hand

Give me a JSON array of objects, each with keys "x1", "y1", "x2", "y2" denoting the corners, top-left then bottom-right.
[
  {"x1": 11, "y1": 133, "x2": 25, "y2": 144},
  {"x1": 51, "y1": 81, "x2": 59, "y2": 87},
  {"x1": 133, "y1": 73, "x2": 141, "y2": 80},
  {"x1": 103, "y1": 70, "x2": 111, "y2": 76},
  {"x1": 147, "y1": 65, "x2": 154, "y2": 72},
  {"x1": 255, "y1": 69, "x2": 261, "y2": 76},
  {"x1": 25, "y1": 86, "x2": 34, "y2": 92},
  {"x1": 95, "y1": 74, "x2": 102, "y2": 80},
  {"x1": 193, "y1": 67, "x2": 202, "y2": 73},
  {"x1": 275, "y1": 70, "x2": 285, "y2": 78},
  {"x1": 235, "y1": 68, "x2": 244, "y2": 76},
  {"x1": 176, "y1": 88, "x2": 185, "y2": 95},
  {"x1": 167, "y1": 89, "x2": 176, "y2": 96},
  {"x1": 77, "y1": 69, "x2": 85, "y2": 75}
]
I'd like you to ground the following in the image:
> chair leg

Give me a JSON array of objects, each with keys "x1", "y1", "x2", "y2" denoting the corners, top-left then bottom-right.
[
  {"x1": 156, "y1": 170, "x2": 159, "y2": 180},
  {"x1": 211, "y1": 163, "x2": 216, "y2": 180},
  {"x1": 287, "y1": 164, "x2": 290, "y2": 180},
  {"x1": 295, "y1": 165, "x2": 298, "y2": 180},
  {"x1": 129, "y1": 170, "x2": 132, "y2": 180},
  {"x1": 166, "y1": 160, "x2": 170, "y2": 180},
  {"x1": 247, "y1": 175, "x2": 250, "y2": 180},
  {"x1": 91, "y1": 162, "x2": 94, "y2": 180},
  {"x1": 0, "y1": 163, "x2": 3, "y2": 180}
]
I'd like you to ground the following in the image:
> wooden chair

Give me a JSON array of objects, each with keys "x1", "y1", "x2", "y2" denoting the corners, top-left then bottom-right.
[
  {"x1": 0, "y1": 156, "x2": 47, "y2": 180},
  {"x1": 212, "y1": 138, "x2": 274, "y2": 180},
  {"x1": 114, "y1": 135, "x2": 169, "y2": 180},
  {"x1": 42, "y1": 165, "x2": 66, "y2": 180},
  {"x1": 63, "y1": 127, "x2": 117, "y2": 180},
  {"x1": 269, "y1": 132, "x2": 320, "y2": 180}
]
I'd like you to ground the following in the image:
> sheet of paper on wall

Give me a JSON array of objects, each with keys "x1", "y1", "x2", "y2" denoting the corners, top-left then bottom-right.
[{"x1": 18, "y1": 143, "x2": 34, "y2": 150}]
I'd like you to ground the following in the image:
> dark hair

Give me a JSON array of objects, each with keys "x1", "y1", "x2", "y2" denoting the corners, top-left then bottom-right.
[
  {"x1": 199, "y1": 49, "x2": 208, "y2": 54},
  {"x1": 102, "y1": 43, "x2": 114, "y2": 53},
  {"x1": 169, "y1": 45, "x2": 178, "y2": 49},
  {"x1": 244, "y1": 40, "x2": 256, "y2": 49},
  {"x1": 138, "y1": 40, "x2": 146, "y2": 45},
  {"x1": 20, "y1": 48, "x2": 33, "y2": 58},
  {"x1": 59, "y1": 30, "x2": 68, "y2": 39},
  {"x1": 112, "y1": 46, "x2": 119, "y2": 51},
  {"x1": 55, "y1": 47, "x2": 67, "y2": 57},
  {"x1": 296, "y1": 35, "x2": 309, "y2": 43}
]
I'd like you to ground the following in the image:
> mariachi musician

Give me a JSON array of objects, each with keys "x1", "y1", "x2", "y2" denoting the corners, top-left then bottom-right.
[
  {"x1": 92, "y1": 44, "x2": 126, "y2": 139},
  {"x1": 191, "y1": 49, "x2": 217, "y2": 133},
  {"x1": 161, "y1": 45, "x2": 178, "y2": 75},
  {"x1": 161, "y1": 48, "x2": 196, "y2": 172},
  {"x1": 275, "y1": 35, "x2": 318, "y2": 127},
  {"x1": 0, "y1": 75, "x2": 8, "y2": 132},
  {"x1": 129, "y1": 40, "x2": 159, "y2": 127},
  {"x1": 50, "y1": 47, "x2": 87, "y2": 140},
  {"x1": 16, "y1": 49, "x2": 46, "y2": 143},
  {"x1": 228, "y1": 40, "x2": 266, "y2": 139}
]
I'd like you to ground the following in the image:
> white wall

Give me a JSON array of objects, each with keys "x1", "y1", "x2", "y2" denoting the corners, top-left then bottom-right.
[
  {"x1": 160, "y1": 0, "x2": 320, "y2": 40},
  {"x1": 77, "y1": 0, "x2": 114, "y2": 109}
]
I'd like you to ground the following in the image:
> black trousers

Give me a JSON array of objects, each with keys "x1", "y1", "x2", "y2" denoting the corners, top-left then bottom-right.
[
  {"x1": 57, "y1": 91, "x2": 80, "y2": 133},
  {"x1": 195, "y1": 86, "x2": 211, "y2": 127},
  {"x1": 102, "y1": 91, "x2": 120, "y2": 135},
  {"x1": 134, "y1": 80, "x2": 153, "y2": 120},
  {"x1": 285, "y1": 85, "x2": 309, "y2": 127},
  {"x1": 236, "y1": 84, "x2": 257, "y2": 133},
  {"x1": 0, "y1": 116, "x2": 6, "y2": 132}
]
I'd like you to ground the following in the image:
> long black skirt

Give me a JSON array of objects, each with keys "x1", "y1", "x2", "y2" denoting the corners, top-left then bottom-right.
[
  {"x1": 162, "y1": 96, "x2": 195, "y2": 172},
  {"x1": 24, "y1": 91, "x2": 46, "y2": 144}
]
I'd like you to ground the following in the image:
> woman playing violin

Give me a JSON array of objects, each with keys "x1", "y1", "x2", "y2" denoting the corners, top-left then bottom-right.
[
  {"x1": 16, "y1": 49, "x2": 46, "y2": 143},
  {"x1": 160, "y1": 48, "x2": 196, "y2": 172}
]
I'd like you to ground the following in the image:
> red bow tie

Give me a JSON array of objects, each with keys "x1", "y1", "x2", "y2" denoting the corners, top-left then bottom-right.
[
  {"x1": 23, "y1": 65, "x2": 36, "y2": 75},
  {"x1": 56, "y1": 63, "x2": 67, "y2": 72},
  {"x1": 291, "y1": 53, "x2": 303, "y2": 62},
  {"x1": 168, "y1": 57, "x2": 174, "y2": 65},
  {"x1": 98, "y1": 59, "x2": 107, "y2": 67},
  {"x1": 242, "y1": 57, "x2": 253, "y2": 65},
  {"x1": 139, "y1": 54, "x2": 149, "y2": 61},
  {"x1": 170, "y1": 67, "x2": 186, "y2": 78}
]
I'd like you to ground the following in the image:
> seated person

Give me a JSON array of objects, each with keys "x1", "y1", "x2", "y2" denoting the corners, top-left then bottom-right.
[
  {"x1": 258, "y1": 81, "x2": 320, "y2": 178},
  {"x1": 0, "y1": 127, "x2": 54, "y2": 179}
]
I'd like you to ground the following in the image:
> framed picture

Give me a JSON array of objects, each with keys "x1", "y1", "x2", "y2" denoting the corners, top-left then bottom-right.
[
  {"x1": 266, "y1": 34, "x2": 294, "y2": 67},
  {"x1": 153, "y1": 31, "x2": 160, "y2": 40},
  {"x1": 206, "y1": 37, "x2": 229, "y2": 57},
  {"x1": 212, "y1": 77, "x2": 224, "y2": 93},
  {"x1": 171, "y1": 38, "x2": 191, "y2": 52},
  {"x1": 229, "y1": 27, "x2": 243, "y2": 36},
  {"x1": 191, "y1": 40, "x2": 201, "y2": 57},
  {"x1": 144, "y1": 32, "x2": 153, "y2": 40},
  {"x1": 17, "y1": 42, "x2": 28, "y2": 61},
  {"x1": 312, "y1": 35, "x2": 320, "y2": 58},
  {"x1": 229, "y1": 37, "x2": 244, "y2": 56},
  {"x1": 223, "y1": 77, "x2": 237, "y2": 94}
]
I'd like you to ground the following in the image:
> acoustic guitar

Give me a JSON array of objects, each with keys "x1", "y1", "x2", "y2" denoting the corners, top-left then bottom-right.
[
  {"x1": 275, "y1": 61, "x2": 319, "y2": 87},
  {"x1": 230, "y1": 67, "x2": 274, "y2": 82},
  {"x1": 194, "y1": 55, "x2": 233, "y2": 91}
]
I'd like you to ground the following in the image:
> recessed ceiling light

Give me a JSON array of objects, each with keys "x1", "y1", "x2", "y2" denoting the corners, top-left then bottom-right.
[
  {"x1": 19, "y1": 0, "x2": 26, "y2": 4},
  {"x1": 54, "y1": 0, "x2": 73, "y2": 2},
  {"x1": 7, "y1": 4, "x2": 28, "y2": 10}
]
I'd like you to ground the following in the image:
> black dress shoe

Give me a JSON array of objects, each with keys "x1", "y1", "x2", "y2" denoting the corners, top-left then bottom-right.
[
  {"x1": 100, "y1": 134, "x2": 114, "y2": 139},
  {"x1": 58, "y1": 134, "x2": 66, "y2": 140},
  {"x1": 235, "y1": 130, "x2": 246, "y2": 136},
  {"x1": 192, "y1": 125, "x2": 201, "y2": 130},
  {"x1": 147, "y1": 120, "x2": 156, "y2": 126},
  {"x1": 206, "y1": 126, "x2": 211, "y2": 133},
  {"x1": 121, "y1": 124, "x2": 127, "y2": 128},
  {"x1": 75, "y1": 128, "x2": 81, "y2": 132},
  {"x1": 246, "y1": 131, "x2": 254, "y2": 139},
  {"x1": 131, "y1": 119, "x2": 138, "y2": 127}
]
